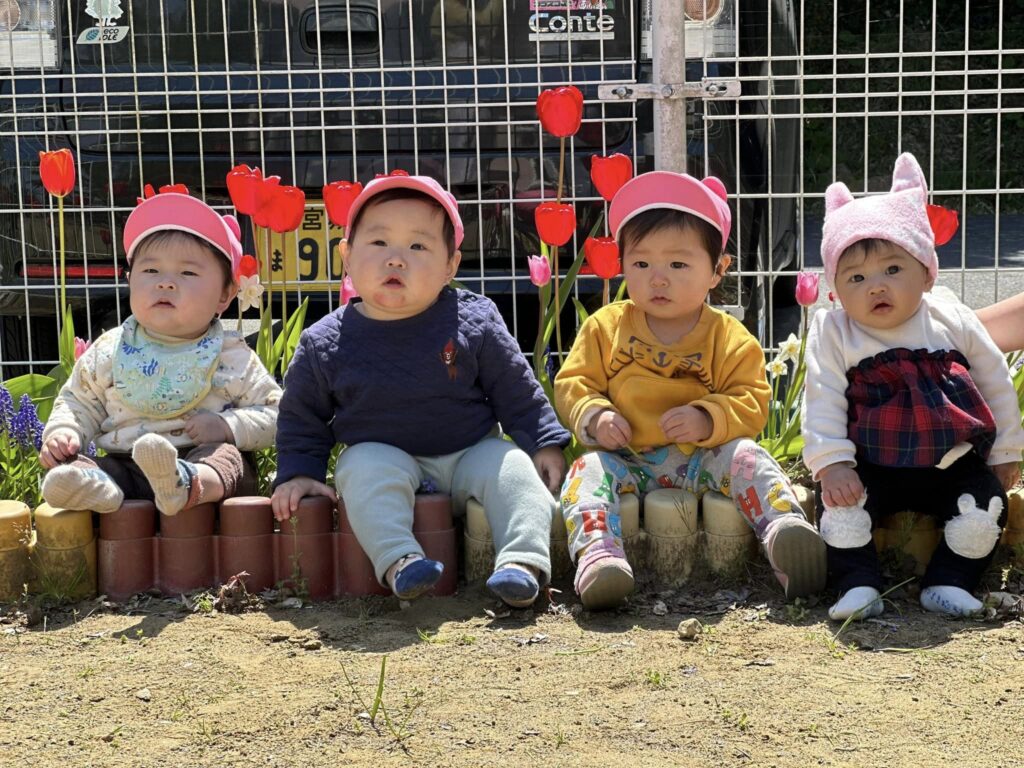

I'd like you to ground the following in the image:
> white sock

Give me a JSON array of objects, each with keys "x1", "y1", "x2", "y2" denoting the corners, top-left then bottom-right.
[
  {"x1": 41, "y1": 464, "x2": 124, "y2": 514},
  {"x1": 920, "y1": 585, "x2": 983, "y2": 617},
  {"x1": 132, "y1": 434, "x2": 192, "y2": 515},
  {"x1": 829, "y1": 586, "x2": 884, "y2": 621}
]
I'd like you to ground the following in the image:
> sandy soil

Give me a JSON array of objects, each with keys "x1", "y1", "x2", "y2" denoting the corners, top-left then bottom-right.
[{"x1": 2, "y1": 557, "x2": 1022, "y2": 768}]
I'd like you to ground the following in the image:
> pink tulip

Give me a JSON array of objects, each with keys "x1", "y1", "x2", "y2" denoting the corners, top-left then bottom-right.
[
  {"x1": 527, "y1": 254, "x2": 551, "y2": 287},
  {"x1": 339, "y1": 274, "x2": 359, "y2": 306},
  {"x1": 74, "y1": 337, "x2": 92, "y2": 360},
  {"x1": 795, "y1": 272, "x2": 820, "y2": 307}
]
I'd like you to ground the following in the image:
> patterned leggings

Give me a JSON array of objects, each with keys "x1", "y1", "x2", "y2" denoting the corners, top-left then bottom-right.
[{"x1": 560, "y1": 438, "x2": 801, "y2": 561}]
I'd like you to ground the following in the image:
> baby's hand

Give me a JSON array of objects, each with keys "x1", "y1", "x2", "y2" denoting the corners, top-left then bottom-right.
[
  {"x1": 991, "y1": 461, "x2": 1021, "y2": 492},
  {"x1": 532, "y1": 445, "x2": 566, "y2": 494},
  {"x1": 39, "y1": 429, "x2": 80, "y2": 469},
  {"x1": 185, "y1": 411, "x2": 234, "y2": 445},
  {"x1": 270, "y1": 476, "x2": 338, "y2": 522},
  {"x1": 820, "y1": 464, "x2": 864, "y2": 507},
  {"x1": 592, "y1": 410, "x2": 632, "y2": 451},
  {"x1": 659, "y1": 405, "x2": 713, "y2": 445}
]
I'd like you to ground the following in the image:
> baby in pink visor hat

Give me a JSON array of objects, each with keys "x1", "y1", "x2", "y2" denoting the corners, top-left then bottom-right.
[
  {"x1": 554, "y1": 170, "x2": 826, "y2": 610},
  {"x1": 271, "y1": 172, "x2": 570, "y2": 607},
  {"x1": 803, "y1": 152, "x2": 1024, "y2": 621},
  {"x1": 39, "y1": 187, "x2": 281, "y2": 518}
]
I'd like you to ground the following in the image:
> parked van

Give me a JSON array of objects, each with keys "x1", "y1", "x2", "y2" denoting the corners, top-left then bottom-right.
[{"x1": 0, "y1": 0, "x2": 798, "y2": 375}]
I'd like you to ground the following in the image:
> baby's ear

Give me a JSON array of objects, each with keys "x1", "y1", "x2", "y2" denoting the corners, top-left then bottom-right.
[
  {"x1": 716, "y1": 253, "x2": 733, "y2": 275},
  {"x1": 824, "y1": 182, "x2": 854, "y2": 215}
]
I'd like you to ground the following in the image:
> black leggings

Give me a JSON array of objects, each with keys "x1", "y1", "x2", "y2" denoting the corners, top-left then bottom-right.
[{"x1": 815, "y1": 451, "x2": 1007, "y2": 593}]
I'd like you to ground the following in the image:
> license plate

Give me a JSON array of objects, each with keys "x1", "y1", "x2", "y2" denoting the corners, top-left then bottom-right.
[{"x1": 252, "y1": 202, "x2": 345, "y2": 293}]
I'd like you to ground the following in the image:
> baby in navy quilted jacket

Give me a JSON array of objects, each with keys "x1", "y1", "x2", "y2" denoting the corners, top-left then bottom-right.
[{"x1": 270, "y1": 174, "x2": 570, "y2": 607}]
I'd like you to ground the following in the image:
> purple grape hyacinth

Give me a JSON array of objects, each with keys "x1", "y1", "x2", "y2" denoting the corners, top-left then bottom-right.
[
  {"x1": 10, "y1": 394, "x2": 44, "y2": 451},
  {"x1": 0, "y1": 385, "x2": 14, "y2": 434}
]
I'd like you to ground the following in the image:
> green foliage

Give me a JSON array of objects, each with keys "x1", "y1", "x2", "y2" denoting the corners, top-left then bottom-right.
[{"x1": 256, "y1": 297, "x2": 310, "y2": 379}]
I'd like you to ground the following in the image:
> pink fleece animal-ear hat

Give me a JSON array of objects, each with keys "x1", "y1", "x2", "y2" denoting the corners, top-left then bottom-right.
[
  {"x1": 345, "y1": 173, "x2": 465, "y2": 248},
  {"x1": 608, "y1": 170, "x2": 732, "y2": 250},
  {"x1": 123, "y1": 192, "x2": 245, "y2": 278},
  {"x1": 821, "y1": 152, "x2": 944, "y2": 288}
]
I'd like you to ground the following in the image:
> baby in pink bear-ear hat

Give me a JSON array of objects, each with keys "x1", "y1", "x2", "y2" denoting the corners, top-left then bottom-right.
[
  {"x1": 803, "y1": 152, "x2": 1024, "y2": 621},
  {"x1": 39, "y1": 189, "x2": 282, "y2": 516}
]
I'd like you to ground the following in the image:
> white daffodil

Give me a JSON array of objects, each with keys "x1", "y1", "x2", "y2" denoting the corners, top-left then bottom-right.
[
  {"x1": 777, "y1": 333, "x2": 801, "y2": 363},
  {"x1": 766, "y1": 357, "x2": 788, "y2": 378},
  {"x1": 237, "y1": 274, "x2": 265, "y2": 312}
]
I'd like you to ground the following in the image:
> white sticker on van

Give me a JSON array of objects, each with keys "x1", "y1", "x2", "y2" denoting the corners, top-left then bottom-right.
[
  {"x1": 78, "y1": 0, "x2": 128, "y2": 44},
  {"x1": 528, "y1": 11, "x2": 615, "y2": 41},
  {"x1": 85, "y1": 0, "x2": 124, "y2": 26}
]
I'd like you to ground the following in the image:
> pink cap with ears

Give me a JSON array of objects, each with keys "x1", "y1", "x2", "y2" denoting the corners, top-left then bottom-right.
[
  {"x1": 124, "y1": 192, "x2": 244, "y2": 278},
  {"x1": 821, "y1": 152, "x2": 938, "y2": 288},
  {"x1": 345, "y1": 174, "x2": 465, "y2": 248},
  {"x1": 608, "y1": 170, "x2": 732, "y2": 250}
]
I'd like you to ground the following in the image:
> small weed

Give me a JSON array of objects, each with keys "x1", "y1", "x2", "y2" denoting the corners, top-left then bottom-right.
[
  {"x1": 455, "y1": 634, "x2": 477, "y2": 646},
  {"x1": 554, "y1": 727, "x2": 568, "y2": 749},
  {"x1": 341, "y1": 655, "x2": 424, "y2": 749},
  {"x1": 786, "y1": 598, "x2": 809, "y2": 622},
  {"x1": 722, "y1": 709, "x2": 750, "y2": 731},
  {"x1": 192, "y1": 593, "x2": 215, "y2": 614},
  {"x1": 643, "y1": 669, "x2": 667, "y2": 688},
  {"x1": 277, "y1": 516, "x2": 310, "y2": 601},
  {"x1": 78, "y1": 666, "x2": 95, "y2": 679},
  {"x1": 416, "y1": 628, "x2": 445, "y2": 645}
]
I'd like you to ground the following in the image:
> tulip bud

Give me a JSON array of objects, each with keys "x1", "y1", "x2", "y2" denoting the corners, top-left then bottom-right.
[{"x1": 795, "y1": 271, "x2": 820, "y2": 307}]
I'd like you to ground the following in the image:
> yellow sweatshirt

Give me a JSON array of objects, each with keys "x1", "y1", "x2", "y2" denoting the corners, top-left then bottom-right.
[{"x1": 554, "y1": 301, "x2": 769, "y2": 451}]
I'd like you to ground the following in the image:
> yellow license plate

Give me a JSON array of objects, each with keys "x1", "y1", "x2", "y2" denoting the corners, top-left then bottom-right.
[{"x1": 252, "y1": 202, "x2": 345, "y2": 293}]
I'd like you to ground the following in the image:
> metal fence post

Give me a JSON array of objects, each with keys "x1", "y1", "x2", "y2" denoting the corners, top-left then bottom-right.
[{"x1": 651, "y1": 0, "x2": 686, "y2": 172}]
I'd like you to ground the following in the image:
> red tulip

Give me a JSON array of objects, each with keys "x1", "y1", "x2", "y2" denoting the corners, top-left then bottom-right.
[
  {"x1": 534, "y1": 202, "x2": 576, "y2": 247},
  {"x1": 137, "y1": 183, "x2": 156, "y2": 204},
  {"x1": 795, "y1": 272, "x2": 820, "y2": 307},
  {"x1": 39, "y1": 148, "x2": 75, "y2": 198},
  {"x1": 926, "y1": 204, "x2": 959, "y2": 246},
  {"x1": 584, "y1": 237, "x2": 621, "y2": 279},
  {"x1": 527, "y1": 254, "x2": 551, "y2": 287},
  {"x1": 159, "y1": 183, "x2": 189, "y2": 195},
  {"x1": 536, "y1": 86, "x2": 584, "y2": 138},
  {"x1": 237, "y1": 254, "x2": 259, "y2": 279},
  {"x1": 266, "y1": 185, "x2": 306, "y2": 233},
  {"x1": 323, "y1": 180, "x2": 364, "y2": 228},
  {"x1": 227, "y1": 164, "x2": 268, "y2": 217},
  {"x1": 251, "y1": 175, "x2": 282, "y2": 229},
  {"x1": 375, "y1": 169, "x2": 410, "y2": 178},
  {"x1": 590, "y1": 154, "x2": 633, "y2": 202}
]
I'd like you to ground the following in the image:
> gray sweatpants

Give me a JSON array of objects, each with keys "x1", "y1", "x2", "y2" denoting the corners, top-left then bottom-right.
[{"x1": 335, "y1": 436, "x2": 554, "y2": 584}]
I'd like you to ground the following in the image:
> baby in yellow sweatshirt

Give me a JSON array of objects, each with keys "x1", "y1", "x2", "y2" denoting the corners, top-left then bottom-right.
[{"x1": 554, "y1": 171, "x2": 826, "y2": 609}]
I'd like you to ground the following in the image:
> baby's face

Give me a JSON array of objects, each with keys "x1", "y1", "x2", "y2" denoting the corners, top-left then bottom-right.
[
  {"x1": 341, "y1": 197, "x2": 460, "y2": 321},
  {"x1": 622, "y1": 224, "x2": 724, "y2": 335},
  {"x1": 129, "y1": 240, "x2": 236, "y2": 339},
  {"x1": 833, "y1": 242, "x2": 933, "y2": 330}
]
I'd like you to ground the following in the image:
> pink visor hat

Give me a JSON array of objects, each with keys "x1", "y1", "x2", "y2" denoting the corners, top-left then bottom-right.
[
  {"x1": 345, "y1": 173, "x2": 465, "y2": 249},
  {"x1": 821, "y1": 152, "x2": 938, "y2": 289},
  {"x1": 609, "y1": 171, "x2": 732, "y2": 250},
  {"x1": 123, "y1": 192, "x2": 244, "y2": 278}
]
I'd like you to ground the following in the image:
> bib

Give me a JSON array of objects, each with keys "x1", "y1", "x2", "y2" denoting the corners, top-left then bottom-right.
[{"x1": 113, "y1": 316, "x2": 223, "y2": 418}]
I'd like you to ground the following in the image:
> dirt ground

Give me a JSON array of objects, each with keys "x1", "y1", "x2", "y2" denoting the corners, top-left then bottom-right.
[{"x1": 1, "y1": 560, "x2": 1023, "y2": 768}]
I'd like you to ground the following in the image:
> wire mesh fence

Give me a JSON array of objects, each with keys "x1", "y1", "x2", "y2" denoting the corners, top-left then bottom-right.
[{"x1": 1, "y1": 0, "x2": 1021, "y2": 379}]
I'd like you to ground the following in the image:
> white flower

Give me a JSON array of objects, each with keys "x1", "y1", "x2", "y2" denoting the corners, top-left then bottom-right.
[
  {"x1": 237, "y1": 274, "x2": 265, "y2": 312},
  {"x1": 766, "y1": 357, "x2": 788, "y2": 378},
  {"x1": 776, "y1": 333, "x2": 801, "y2": 363}
]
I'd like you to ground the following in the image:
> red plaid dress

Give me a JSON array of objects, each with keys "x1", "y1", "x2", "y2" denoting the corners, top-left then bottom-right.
[{"x1": 845, "y1": 347, "x2": 996, "y2": 468}]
